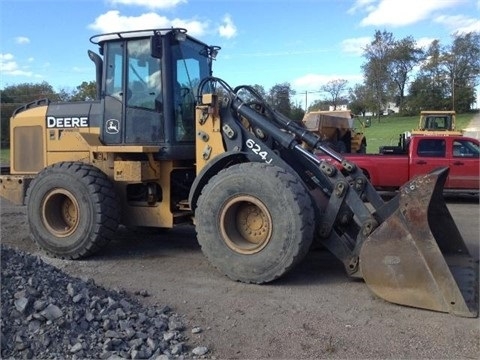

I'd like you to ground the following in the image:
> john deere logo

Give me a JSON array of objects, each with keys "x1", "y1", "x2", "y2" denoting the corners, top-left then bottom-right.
[
  {"x1": 46, "y1": 116, "x2": 89, "y2": 128},
  {"x1": 106, "y1": 119, "x2": 120, "y2": 134}
]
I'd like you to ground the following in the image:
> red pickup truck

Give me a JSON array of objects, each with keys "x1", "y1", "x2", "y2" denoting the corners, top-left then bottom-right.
[{"x1": 320, "y1": 134, "x2": 479, "y2": 193}]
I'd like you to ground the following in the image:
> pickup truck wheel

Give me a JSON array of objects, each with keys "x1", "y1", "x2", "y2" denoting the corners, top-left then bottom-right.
[
  {"x1": 26, "y1": 162, "x2": 120, "y2": 259},
  {"x1": 195, "y1": 162, "x2": 314, "y2": 284}
]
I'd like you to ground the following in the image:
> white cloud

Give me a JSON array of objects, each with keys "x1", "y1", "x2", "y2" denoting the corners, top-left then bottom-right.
[
  {"x1": 88, "y1": 10, "x2": 207, "y2": 37},
  {"x1": 292, "y1": 73, "x2": 362, "y2": 91},
  {"x1": 108, "y1": 0, "x2": 186, "y2": 9},
  {"x1": 416, "y1": 37, "x2": 437, "y2": 49},
  {"x1": 218, "y1": 14, "x2": 237, "y2": 39},
  {"x1": 347, "y1": 0, "x2": 377, "y2": 14},
  {"x1": 15, "y1": 36, "x2": 30, "y2": 45},
  {"x1": 341, "y1": 37, "x2": 371, "y2": 56},
  {"x1": 350, "y1": 0, "x2": 462, "y2": 27},
  {"x1": 0, "y1": 53, "x2": 14, "y2": 61},
  {"x1": 0, "y1": 53, "x2": 33, "y2": 77},
  {"x1": 170, "y1": 18, "x2": 208, "y2": 37},
  {"x1": 434, "y1": 14, "x2": 480, "y2": 34}
]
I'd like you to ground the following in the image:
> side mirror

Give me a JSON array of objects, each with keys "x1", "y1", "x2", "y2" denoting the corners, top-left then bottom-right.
[{"x1": 151, "y1": 34, "x2": 162, "y2": 58}]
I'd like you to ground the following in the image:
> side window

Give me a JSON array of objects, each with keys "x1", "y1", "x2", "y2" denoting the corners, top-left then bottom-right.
[
  {"x1": 105, "y1": 42, "x2": 124, "y2": 100},
  {"x1": 417, "y1": 139, "x2": 446, "y2": 157},
  {"x1": 171, "y1": 39, "x2": 211, "y2": 143},
  {"x1": 174, "y1": 58, "x2": 199, "y2": 141},
  {"x1": 453, "y1": 140, "x2": 480, "y2": 158},
  {"x1": 127, "y1": 39, "x2": 161, "y2": 111}
]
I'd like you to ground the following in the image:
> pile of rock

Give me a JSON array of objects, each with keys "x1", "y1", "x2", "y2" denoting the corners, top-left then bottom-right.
[{"x1": 1, "y1": 245, "x2": 209, "y2": 359}]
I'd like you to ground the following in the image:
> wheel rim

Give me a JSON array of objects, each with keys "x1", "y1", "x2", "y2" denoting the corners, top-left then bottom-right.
[
  {"x1": 41, "y1": 189, "x2": 80, "y2": 237},
  {"x1": 219, "y1": 195, "x2": 272, "y2": 254}
]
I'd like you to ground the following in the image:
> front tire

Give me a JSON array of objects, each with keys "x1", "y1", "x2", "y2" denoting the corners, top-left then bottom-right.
[
  {"x1": 26, "y1": 162, "x2": 120, "y2": 259},
  {"x1": 195, "y1": 163, "x2": 314, "y2": 283}
]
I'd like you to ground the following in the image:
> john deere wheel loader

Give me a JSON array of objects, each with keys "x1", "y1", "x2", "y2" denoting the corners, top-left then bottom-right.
[{"x1": 0, "y1": 29, "x2": 477, "y2": 317}]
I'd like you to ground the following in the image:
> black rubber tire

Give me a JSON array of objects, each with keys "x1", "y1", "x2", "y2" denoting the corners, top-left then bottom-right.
[
  {"x1": 26, "y1": 162, "x2": 120, "y2": 259},
  {"x1": 195, "y1": 162, "x2": 315, "y2": 284},
  {"x1": 336, "y1": 140, "x2": 347, "y2": 153},
  {"x1": 358, "y1": 139, "x2": 367, "y2": 154}
]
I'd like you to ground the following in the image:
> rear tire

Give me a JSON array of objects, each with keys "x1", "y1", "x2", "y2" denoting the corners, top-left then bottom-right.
[
  {"x1": 26, "y1": 162, "x2": 120, "y2": 259},
  {"x1": 195, "y1": 163, "x2": 314, "y2": 283}
]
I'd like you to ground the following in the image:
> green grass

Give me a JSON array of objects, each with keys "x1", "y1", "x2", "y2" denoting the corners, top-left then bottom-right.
[
  {"x1": 0, "y1": 148, "x2": 9, "y2": 165},
  {"x1": 354, "y1": 113, "x2": 476, "y2": 153}
]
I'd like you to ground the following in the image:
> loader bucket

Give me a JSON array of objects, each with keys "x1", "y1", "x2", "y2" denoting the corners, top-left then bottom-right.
[{"x1": 360, "y1": 168, "x2": 478, "y2": 317}]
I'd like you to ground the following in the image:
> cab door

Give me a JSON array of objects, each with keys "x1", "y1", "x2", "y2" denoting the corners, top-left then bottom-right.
[
  {"x1": 101, "y1": 38, "x2": 164, "y2": 145},
  {"x1": 102, "y1": 41, "x2": 124, "y2": 144},
  {"x1": 409, "y1": 138, "x2": 447, "y2": 179},
  {"x1": 448, "y1": 138, "x2": 480, "y2": 189},
  {"x1": 124, "y1": 39, "x2": 163, "y2": 144}
]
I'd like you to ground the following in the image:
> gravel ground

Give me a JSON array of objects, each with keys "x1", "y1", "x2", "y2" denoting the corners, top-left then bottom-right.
[{"x1": 1, "y1": 244, "x2": 209, "y2": 360}]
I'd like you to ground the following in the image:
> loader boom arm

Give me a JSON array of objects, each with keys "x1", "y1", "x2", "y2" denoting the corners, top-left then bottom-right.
[{"x1": 196, "y1": 78, "x2": 478, "y2": 317}]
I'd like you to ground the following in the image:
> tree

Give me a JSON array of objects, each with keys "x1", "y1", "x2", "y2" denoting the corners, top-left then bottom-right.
[
  {"x1": 362, "y1": 30, "x2": 395, "y2": 121},
  {"x1": 235, "y1": 84, "x2": 267, "y2": 104},
  {"x1": 289, "y1": 103, "x2": 305, "y2": 122},
  {"x1": 408, "y1": 40, "x2": 449, "y2": 112},
  {"x1": 388, "y1": 36, "x2": 424, "y2": 113},
  {"x1": 406, "y1": 33, "x2": 480, "y2": 113},
  {"x1": 307, "y1": 98, "x2": 330, "y2": 112},
  {"x1": 267, "y1": 83, "x2": 294, "y2": 116},
  {"x1": 405, "y1": 75, "x2": 441, "y2": 114},
  {"x1": 1, "y1": 82, "x2": 62, "y2": 146},
  {"x1": 349, "y1": 84, "x2": 374, "y2": 116},
  {"x1": 443, "y1": 32, "x2": 480, "y2": 112},
  {"x1": 321, "y1": 79, "x2": 348, "y2": 110},
  {"x1": 71, "y1": 81, "x2": 97, "y2": 101}
]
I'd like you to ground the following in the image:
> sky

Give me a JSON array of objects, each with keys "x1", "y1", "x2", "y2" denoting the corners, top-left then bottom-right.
[{"x1": 1, "y1": 0, "x2": 479, "y2": 109}]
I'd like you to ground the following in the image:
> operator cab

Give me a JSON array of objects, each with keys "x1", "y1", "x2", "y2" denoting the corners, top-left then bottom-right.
[{"x1": 89, "y1": 28, "x2": 219, "y2": 159}]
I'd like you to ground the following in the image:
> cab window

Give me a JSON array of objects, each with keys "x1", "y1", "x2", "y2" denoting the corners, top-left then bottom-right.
[
  {"x1": 127, "y1": 39, "x2": 161, "y2": 111},
  {"x1": 417, "y1": 139, "x2": 446, "y2": 157},
  {"x1": 105, "y1": 42, "x2": 124, "y2": 100},
  {"x1": 453, "y1": 139, "x2": 480, "y2": 158}
]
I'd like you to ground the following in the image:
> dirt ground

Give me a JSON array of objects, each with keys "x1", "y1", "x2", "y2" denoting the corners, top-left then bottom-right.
[{"x1": 1, "y1": 195, "x2": 479, "y2": 359}]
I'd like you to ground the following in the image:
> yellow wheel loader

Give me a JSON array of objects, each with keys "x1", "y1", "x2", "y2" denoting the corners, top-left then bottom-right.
[
  {"x1": 412, "y1": 110, "x2": 463, "y2": 136},
  {"x1": 301, "y1": 110, "x2": 366, "y2": 153},
  {"x1": 0, "y1": 29, "x2": 477, "y2": 317}
]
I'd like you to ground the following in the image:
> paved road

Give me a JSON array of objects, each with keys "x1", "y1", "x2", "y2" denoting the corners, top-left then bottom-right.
[{"x1": 464, "y1": 112, "x2": 480, "y2": 139}]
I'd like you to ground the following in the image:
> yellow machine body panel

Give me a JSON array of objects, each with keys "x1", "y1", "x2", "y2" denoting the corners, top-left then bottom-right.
[
  {"x1": 194, "y1": 95, "x2": 227, "y2": 174},
  {"x1": 302, "y1": 110, "x2": 366, "y2": 153},
  {"x1": 10, "y1": 106, "x2": 47, "y2": 174}
]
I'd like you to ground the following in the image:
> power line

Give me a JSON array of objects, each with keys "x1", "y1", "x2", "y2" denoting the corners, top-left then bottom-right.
[{"x1": 296, "y1": 90, "x2": 322, "y2": 110}]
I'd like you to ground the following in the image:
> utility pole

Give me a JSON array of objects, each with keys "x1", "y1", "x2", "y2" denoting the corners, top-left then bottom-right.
[
  {"x1": 452, "y1": 74, "x2": 455, "y2": 111},
  {"x1": 299, "y1": 90, "x2": 322, "y2": 111}
]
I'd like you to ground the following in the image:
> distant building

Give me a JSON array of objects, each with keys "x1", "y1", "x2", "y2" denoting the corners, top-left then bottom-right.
[
  {"x1": 329, "y1": 104, "x2": 349, "y2": 111},
  {"x1": 364, "y1": 102, "x2": 399, "y2": 116},
  {"x1": 386, "y1": 102, "x2": 399, "y2": 114}
]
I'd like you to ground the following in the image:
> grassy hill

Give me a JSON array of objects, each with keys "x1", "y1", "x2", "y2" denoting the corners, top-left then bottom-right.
[{"x1": 355, "y1": 113, "x2": 477, "y2": 153}]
